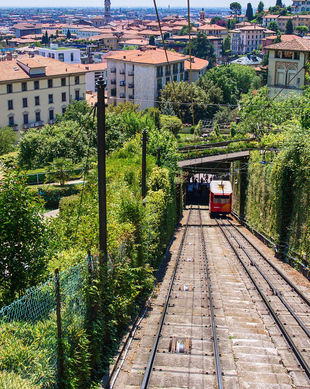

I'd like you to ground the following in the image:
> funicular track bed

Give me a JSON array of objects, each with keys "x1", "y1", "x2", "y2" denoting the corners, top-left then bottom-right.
[
  {"x1": 111, "y1": 208, "x2": 310, "y2": 389},
  {"x1": 215, "y1": 216, "x2": 310, "y2": 388}
]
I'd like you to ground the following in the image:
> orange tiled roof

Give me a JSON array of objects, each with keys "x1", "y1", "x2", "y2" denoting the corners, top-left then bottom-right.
[
  {"x1": 265, "y1": 37, "x2": 310, "y2": 51},
  {"x1": 185, "y1": 57, "x2": 209, "y2": 71},
  {"x1": 106, "y1": 48, "x2": 187, "y2": 65},
  {"x1": 0, "y1": 55, "x2": 86, "y2": 82}
]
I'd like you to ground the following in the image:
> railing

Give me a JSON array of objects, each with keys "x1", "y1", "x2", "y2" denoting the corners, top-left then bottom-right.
[
  {"x1": 111, "y1": 67, "x2": 116, "y2": 73},
  {"x1": 120, "y1": 69, "x2": 125, "y2": 74},
  {"x1": 129, "y1": 95, "x2": 134, "y2": 99},
  {"x1": 120, "y1": 81, "x2": 126, "y2": 86},
  {"x1": 120, "y1": 93, "x2": 126, "y2": 98},
  {"x1": 128, "y1": 70, "x2": 134, "y2": 76},
  {"x1": 9, "y1": 124, "x2": 19, "y2": 131},
  {"x1": 111, "y1": 79, "x2": 116, "y2": 84},
  {"x1": 48, "y1": 119, "x2": 56, "y2": 125},
  {"x1": 23, "y1": 121, "x2": 44, "y2": 129},
  {"x1": 128, "y1": 83, "x2": 134, "y2": 88}
]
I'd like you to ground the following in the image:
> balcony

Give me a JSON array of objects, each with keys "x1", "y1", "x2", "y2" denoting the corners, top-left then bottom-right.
[
  {"x1": 48, "y1": 119, "x2": 57, "y2": 125},
  {"x1": 120, "y1": 80, "x2": 126, "y2": 86},
  {"x1": 111, "y1": 79, "x2": 116, "y2": 85},
  {"x1": 120, "y1": 93, "x2": 126, "y2": 98},
  {"x1": 9, "y1": 124, "x2": 18, "y2": 131},
  {"x1": 129, "y1": 95, "x2": 134, "y2": 100},
  {"x1": 128, "y1": 70, "x2": 134, "y2": 76},
  {"x1": 24, "y1": 121, "x2": 44, "y2": 129},
  {"x1": 128, "y1": 83, "x2": 134, "y2": 88},
  {"x1": 120, "y1": 69, "x2": 126, "y2": 74},
  {"x1": 111, "y1": 67, "x2": 116, "y2": 73}
]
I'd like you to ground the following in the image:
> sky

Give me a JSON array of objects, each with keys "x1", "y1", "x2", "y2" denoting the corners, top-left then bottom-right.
[{"x1": 2, "y1": 0, "x2": 278, "y2": 12}]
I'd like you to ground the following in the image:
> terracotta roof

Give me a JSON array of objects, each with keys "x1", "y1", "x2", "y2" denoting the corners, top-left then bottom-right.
[
  {"x1": 199, "y1": 24, "x2": 227, "y2": 31},
  {"x1": 119, "y1": 38, "x2": 149, "y2": 46},
  {"x1": 0, "y1": 55, "x2": 86, "y2": 82},
  {"x1": 75, "y1": 63, "x2": 107, "y2": 71},
  {"x1": 265, "y1": 34, "x2": 297, "y2": 42},
  {"x1": 106, "y1": 48, "x2": 187, "y2": 65},
  {"x1": 185, "y1": 57, "x2": 209, "y2": 71},
  {"x1": 88, "y1": 33, "x2": 116, "y2": 40},
  {"x1": 265, "y1": 37, "x2": 310, "y2": 51}
]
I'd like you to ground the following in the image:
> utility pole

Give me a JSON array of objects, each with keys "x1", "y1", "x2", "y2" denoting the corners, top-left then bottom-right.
[
  {"x1": 97, "y1": 76, "x2": 107, "y2": 276},
  {"x1": 142, "y1": 129, "x2": 147, "y2": 199}
]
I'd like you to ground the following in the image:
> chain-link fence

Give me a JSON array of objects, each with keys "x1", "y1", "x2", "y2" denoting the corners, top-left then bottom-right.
[{"x1": 0, "y1": 259, "x2": 88, "y2": 388}]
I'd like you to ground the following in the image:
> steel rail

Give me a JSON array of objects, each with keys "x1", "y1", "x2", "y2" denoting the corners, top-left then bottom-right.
[
  {"x1": 199, "y1": 206, "x2": 223, "y2": 389},
  {"x1": 222, "y1": 220, "x2": 310, "y2": 339},
  {"x1": 140, "y1": 206, "x2": 193, "y2": 389},
  {"x1": 216, "y1": 218, "x2": 310, "y2": 380},
  {"x1": 228, "y1": 219, "x2": 310, "y2": 307}
]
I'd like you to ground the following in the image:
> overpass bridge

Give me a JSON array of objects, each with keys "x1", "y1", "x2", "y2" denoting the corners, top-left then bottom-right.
[{"x1": 177, "y1": 150, "x2": 251, "y2": 175}]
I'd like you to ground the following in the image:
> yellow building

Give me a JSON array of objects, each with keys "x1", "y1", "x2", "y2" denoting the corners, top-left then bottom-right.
[{"x1": 0, "y1": 55, "x2": 87, "y2": 131}]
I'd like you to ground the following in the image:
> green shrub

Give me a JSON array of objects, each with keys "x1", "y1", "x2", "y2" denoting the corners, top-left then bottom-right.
[
  {"x1": 29, "y1": 184, "x2": 82, "y2": 209},
  {"x1": 0, "y1": 151, "x2": 18, "y2": 168}
]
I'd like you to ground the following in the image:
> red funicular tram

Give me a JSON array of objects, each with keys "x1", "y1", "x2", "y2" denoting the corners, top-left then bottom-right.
[{"x1": 209, "y1": 180, "x2": 232, "y2": 217}]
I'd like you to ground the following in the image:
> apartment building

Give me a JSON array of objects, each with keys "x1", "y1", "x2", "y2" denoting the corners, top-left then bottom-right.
[
  {"x1": 265, "y1": 37, "x2": 310, "y2": 96},
  {"x1": 106, "y1": 48, "x2": 187, "y2": 110},
  {"x1": 0, "y1": 55, "x2": 86, "y2": 131},
  {"x1": 230, "y1": 25, "x2": 273, "y2": 55},
  {"x1": 13, "y1": 23, "x2": 42, "y2": 38},
  {"x1": 38, "y1": 44, "x2": 81, "y2": 64},
  {"x1": 292, "y1": 0, "x2": 310, "y2": 13}
]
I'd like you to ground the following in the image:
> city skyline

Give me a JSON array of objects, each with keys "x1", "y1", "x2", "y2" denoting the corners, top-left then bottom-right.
[{"x1": 1, "y1": 0, "x2": 280, "y2": 12}]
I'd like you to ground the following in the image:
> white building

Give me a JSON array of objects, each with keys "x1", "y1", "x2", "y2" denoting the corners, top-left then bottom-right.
[
  {"x1": 0, "y1": 55, "x2": 86, "y2": 131},
  {"x1": 75, "y1": 63, "x2": 107, "y2": 93},
  {"x1": 230, "y1": 25, "x2": 273, "y2": 55},
  {"x1": 38, "y1": 44, "x2": 81, "y2": 64},
  {"x1": 106, "y1": 48, "x2": 188, "y2": 110}
]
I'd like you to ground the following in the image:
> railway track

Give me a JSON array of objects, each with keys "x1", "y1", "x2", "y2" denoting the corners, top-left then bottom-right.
[
  {"x1": 109, "y1": 208, "x2": 310, "y2": 389},
  {"x1": 217, "y1": 217, "x2": 310, "y2": 382}
]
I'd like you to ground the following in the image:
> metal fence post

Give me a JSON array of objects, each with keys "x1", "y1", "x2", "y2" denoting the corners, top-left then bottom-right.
[
  {"x1": 142, "y1": 129, "x2": 147, "y2": 199},
  {"x1": 55, "y1": 268, "x2": 64, "y2": 388}
]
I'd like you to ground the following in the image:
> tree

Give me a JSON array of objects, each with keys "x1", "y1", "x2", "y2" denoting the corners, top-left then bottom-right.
[
  {"x1": 227, "y1": 18, "x2": 237, "y2": 30},
  {"x1": 183, "y1": 32, "x2": 216, "y2": 68},
  {"x1": 160, "y1": 115, "x2": 183, "y2": 135},
  {"x1": 222, "y1": 35, "x2": 231, "y2": 57},
  {"x1": 211, "y1": 16, "x2": 222, "y2": 24},
  {"x1": 285, "y1": 18, "x2": 294, "y2": 34},
  {"x1": 149, "y1": 35, "x2": 155, "y2": 45},
  {"x1": 267, "y1": 21, "x2": 279, "y2": 32},
  {"x1": 45, "y1": 157, "x2": 74, "y2": 186},
  {"x1": 258, "y1": 1, "x2": 264, "y2": 13},
  {"x1": 276, "y1": 0, "x2": 282, "y2": 7},
  {"x1": 66, "y1": 29, "x2": 71, "y2": 39},
  {"x1": 0, "y1": 170, "x2": 50, "y2": 305},
  {"x1": 230, "y1": 2, "x2": 242, "y2": 16},
  {"x1": 246, "y1": 3, "x2": 254, "y2": 21},
  {"x1": 0, "y1": 126, "x2": 17, "y2": 155},
  {"x1": 179, "y1": 25, "x2": 193, "y2": 36},
  {"x1": 296, "y1": 25, "x2": 309, "y2": 35}
]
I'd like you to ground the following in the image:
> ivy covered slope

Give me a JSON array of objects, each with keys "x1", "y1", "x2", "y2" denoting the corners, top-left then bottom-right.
[{"x1": 236, "y1": 87, "x2": 310, "y2": 262}]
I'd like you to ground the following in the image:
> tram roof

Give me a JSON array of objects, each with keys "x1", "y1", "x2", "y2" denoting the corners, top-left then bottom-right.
[{"x1": 210, "y1": 180, "x2": 232, "y2": 195}]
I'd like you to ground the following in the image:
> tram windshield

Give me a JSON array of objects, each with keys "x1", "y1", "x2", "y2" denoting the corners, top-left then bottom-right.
[{"x1": 214, "y1": 195, "x2": 230, "y2": 204}]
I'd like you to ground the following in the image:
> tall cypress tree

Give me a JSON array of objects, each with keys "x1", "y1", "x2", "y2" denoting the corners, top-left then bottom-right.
[
  {"x1": 285, "y1": 18, "x2": 293, "y2": 34},
  {"x1": 246, "y1": 3, "x2": 254, "y2": 21}
]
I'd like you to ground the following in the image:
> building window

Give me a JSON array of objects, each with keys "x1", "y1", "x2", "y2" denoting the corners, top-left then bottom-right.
[
  {"x1": 7, "y1": 84, "x2": 12, "y2": 93},
  {"x1": 62, "y1": 107, "x2": 66, "y2": 114},
  {"x1": 75, "y1": 76, "x2": 80, "y2": 85},
  {"x1": 35, "y1": 112, "x2": 41, "y2": 122},
  {"x1": 9, "y1": 116, "x2": 14, "y2": 126},
  {"x1": 59, "y1": 53, "x2": 64, "y2": 62},
  {"x1": 8, "y1": 100, "x2": 13, "y2": 110},
  {"x1": 173, "y1": 75, "x2": 177, "y2": 82},
  {"x1": 61, "y1": 78, "x2": 66, "y2": 86},
  {"x1": 48, "y1": 94, "x2": 53, "y2": 104},
  {"x1": 71, "y1": 53, "x2": 74, "y2": 61},
  {"x1": 75, "y1": 90, "x2": 80, "y2": 100},
  {"x1": 62, "y1": 92, "x2": 66, "y2": 102},
  {"x1": 22, "y1": 82, "x2": 27, "y2": 91},
  {"x1": 48, "y1": 79, "x2": 53, "y2": 88},
  {"x1": 35, "y1": 96, "x2": 40, "y2": 106},
  {"x1": 165, "y1": 65, "x2": 171, "y2": 75},
  {"x1": 23, "y1": 114, "x2": 28, "y2": 125},
  {"x1": 180, "y1": 73, "x2": 184, "y2": 81},
  {"x1": 173, "y1": 63, "x2": 178, "y2": 74},
  {"x1": 157, "y1": 78, "x2": 163, "y2": 90},
  {"x1": 22, "y1": 98, "x2": 28, "y2": 108},
  {"x1": 156, "y1": 66, "x2": 163, "y2": 77},
  {"x1": 34, "y1": 80, "x2": 39, "y2": 90},
  {"x1": 49, "y1": 110, "x2": 54, "y2": 120}
]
